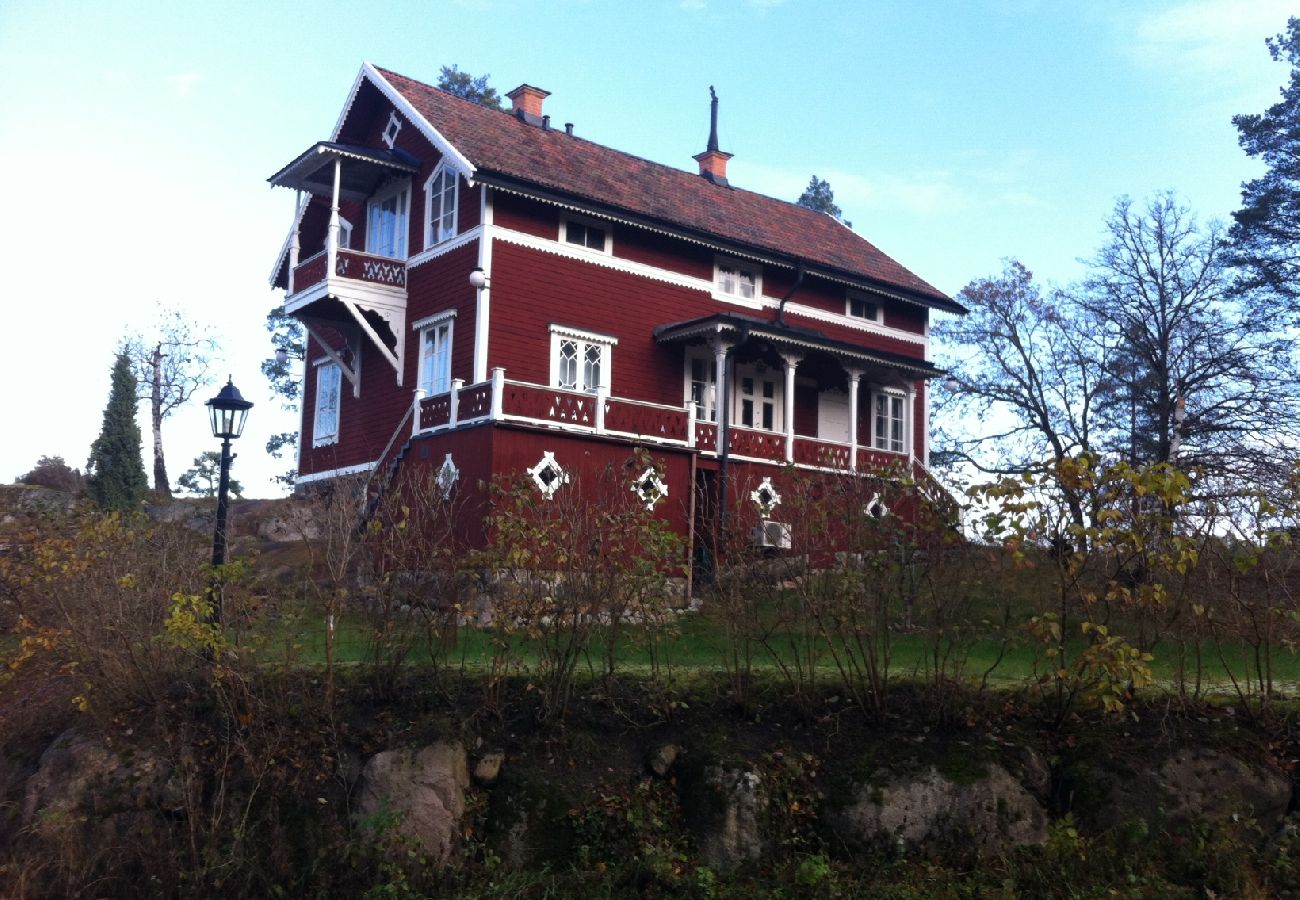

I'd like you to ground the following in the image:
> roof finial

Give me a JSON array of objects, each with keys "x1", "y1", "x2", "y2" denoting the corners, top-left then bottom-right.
[{"x1": 707, "y1": 85, "x2": 719, "y2": 153}]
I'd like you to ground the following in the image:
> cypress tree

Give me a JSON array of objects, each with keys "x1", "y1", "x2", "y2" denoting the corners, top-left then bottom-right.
[{"x1": 86, "y1": 352, "x2": 148, "y2": 512}]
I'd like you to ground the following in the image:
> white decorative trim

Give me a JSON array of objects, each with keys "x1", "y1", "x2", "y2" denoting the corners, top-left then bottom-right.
[
  {"x1": 631, "y1": 467, "x2": 668, "y2": 510},
  {"x1": 864, "y1": 493, "x2": 890, "y2": 518},
  {"x1": 411, "y1": 308, "x2": 458, "y2": 331},
  {"x1": 296, "y1": 460, "x2": 379, "y2": 485},
  {"x1": 352, "y1": 63, "x2": 476, "y2": 181},
  {"x1": 436, "y1": 453, "x2": 459, "y2": 493},
  {"x1": 527, "y1": 451, "x2": 569, "y2": 500},
  {"x1": 381, "y1": 110, "x2": 402, "y2": 149},
  {"x1": 407, "y1": 226, "x2": 480, "y2": 268},
  {"x1": 751, "y1": 477, "x2": 782, "y2": 516},
  {"x1": 548, "y1": 323, "x2": 619, "y2": 346}
]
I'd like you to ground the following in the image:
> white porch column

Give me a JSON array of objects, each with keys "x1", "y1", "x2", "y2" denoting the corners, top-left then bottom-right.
[
  {"x1": 780, "y1": 352, "x2": 802, "y2": 463},
  {"x1": 906, "y1": 383, "x2": 917, "y2": 460},
  {"x1": 450, "y1": 377, "x2": 465, "y2": 427},
  {"x1": 490, "y1": 367, "x2": 505, "y2": 419},
  {"x1": 595, "y1": 383, "x2": 608, "y2": 434},
  {"x1": 327, "y1": 159, "x2": 342, "y2": 277},
  {"x1": 713, "y1": 338, "x2": 728, "y2": 455},
  {"x1": 686, "y1": 400, "x2": 696, "y2": 449},
  {"x1": 847, "y1": 368, "x2": 863, "y2": 471},
  {"x1": 412, "y1": 388, "x2": 426, "y2": 438},
  {"x1": 288, "y1": 190, "x2": 302, "y2": 293}
]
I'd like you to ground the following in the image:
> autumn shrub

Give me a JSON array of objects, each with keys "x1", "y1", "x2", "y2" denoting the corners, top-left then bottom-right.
[
  {"x1": 14, "y1": 456, "x2": 85, "y2": 494},
  {"x1": 483, "y1": 451, "x2": 685, "y2": 722}
]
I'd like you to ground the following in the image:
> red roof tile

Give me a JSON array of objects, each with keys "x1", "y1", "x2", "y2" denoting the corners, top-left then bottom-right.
[{"x1": 375, "y1": 66, "x2": 955, "y2": 309}]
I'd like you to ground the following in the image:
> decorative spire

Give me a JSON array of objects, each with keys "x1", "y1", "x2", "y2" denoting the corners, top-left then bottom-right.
[{"x1": 707, "y1": 86, "x2": 719, "y2": 152}]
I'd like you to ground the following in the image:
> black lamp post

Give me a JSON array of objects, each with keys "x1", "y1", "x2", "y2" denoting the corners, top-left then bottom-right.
[{"x1": 205, "y1": 377, "x2": 253, "y2": 624}]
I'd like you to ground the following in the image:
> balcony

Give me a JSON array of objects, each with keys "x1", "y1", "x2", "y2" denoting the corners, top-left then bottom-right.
[
  {"x1": 289, "y1": 248, "x2": 407, "y2": 301},
  {"x1": 408, "y1": 369, "x2": 936, "y2": 487}
]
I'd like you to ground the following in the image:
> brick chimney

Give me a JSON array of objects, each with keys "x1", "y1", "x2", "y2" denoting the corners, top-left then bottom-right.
[
  {"x1": 693, "y1": 86, "x2": 732, "y2": 186},
  {"x1": 507, "y1": 84, "x2": 550, "y2": 126}
]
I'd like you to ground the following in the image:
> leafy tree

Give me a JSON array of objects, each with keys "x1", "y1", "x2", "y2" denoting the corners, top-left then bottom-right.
[
  {"x1": 261, "y1": 304, "x2": 305, "y2": 484},
  {"x1": 123, "y1": 308, "x2": 216, "y2": 496},
  {"x1": 437, "y1": 64, "x2": 502, "y2": 110},
  {"x1": 176, "y1": 451, "x2": 243, "y2": 499},
  {"x1": 796, "y1": 175, "x2": 842, "y2": 218},
  {"x1": 1229, "y1": 17, "x2": 1300, "y2": 304},
  {"x1": 16, "y1": 455, "x2": 85, "y2": 493},
  {"x1": 86, "y1": 353, "x2": 148, "y2": 512}
]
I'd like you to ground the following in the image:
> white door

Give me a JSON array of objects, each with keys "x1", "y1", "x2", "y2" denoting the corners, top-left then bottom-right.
[{"x1": 818, "y1": 389, "x2": 850, "y2": 443}]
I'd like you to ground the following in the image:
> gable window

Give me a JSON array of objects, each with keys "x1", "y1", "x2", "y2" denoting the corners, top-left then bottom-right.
[
  {"x1": 550, "y1": 325, "x2": 617, "y2": 394},
  {"x1": 847, "y1": 292, "x2": 880, "y2": 323},
  {"x1": 313, "y1": 362, "x2": 342, "y2": 446},
  {"x1": 418, "y1": 315, "x2": 454, "y2": 395},
  {"x1": 424, "y1": 164, "x2": 458, "y2": 248},
  {"x1": 715, "y1": 257, "x2": 760, "y2": 302},
  {"x1": 874, "y1": 390, "x2": 906, "y2": 453},
  {"x1": 366, "y1": 180, "x2": 409, "y2": 259},
  {"x1": 561, "y1": 215, "x2": 609, "y2": 253},
  {"x1": 685, "y1": 348, "x2": 718, "y2": 422},
  {"x1": 382, "y1": 111, "x2": 402, "y2": 149}
]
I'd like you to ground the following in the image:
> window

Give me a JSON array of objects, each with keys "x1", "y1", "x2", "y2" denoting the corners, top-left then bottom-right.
[
  {"x1": 366, "y1": 180, "x2": 409, "y2": 259},
  {"x1": 874, "y1": 391, "x2": 906, "y2": 453},
  {"x1": 381, "y1": 111, "x2": 402, "y2": 149},
  {"x1": 737, "y1": 368, "x2": 780, "y2": 431},
  {"x1": 847, "y1": 292, "x2": 880, "y2": 323},
  {"x1": 419, "y1": 317, "x2": 454, "y2": 394},
  {"x1": 562, "y1": 215, "x2": 609, "y2": 253},
  {"x1": 338, "y1": 216, "x2": 353, "y2": 250},
  {"x1": 686, "y1": 349, "x2": 718, "y2": 422},
  {"x1": 715, "y1": 257, "x2": 760, "y2": 301},
  {"x1": 313, "y1": 362, "x2": 341, "y2": 446},
  {"x1": 424, "y1": 164, "x2": 458, "y2": 248},
  {"x1": 550, "y1": 325, "x2": 616, "y2": 394}
]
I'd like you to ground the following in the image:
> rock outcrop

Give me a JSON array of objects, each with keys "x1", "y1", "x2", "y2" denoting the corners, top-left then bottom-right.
[{"x1": 355, "y1": 742, "x2": 470, "y2": 865}]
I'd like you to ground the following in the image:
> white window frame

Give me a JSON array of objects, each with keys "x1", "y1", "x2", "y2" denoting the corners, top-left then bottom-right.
[
  {"x1": 313, "y1": 361, "x2": 342, "y2": 447},
  {"x1": 846, "y1": 291, "x2": 881, "y2": 324},
  {"x1": 366, "y1": 178, "x2": 410, "y2": 259},
  {"x1": 423, "y1": 163, "x2": 459, "y2": 249},
  {"x1": 873, "y1": 388, "x2": 907, "y2": 454},
  {"x1": 684, "y1": 347, "x2": 719, "y2": 423},
  {"x1": 338, "y1": 215, "x2": 354, "y2": 250},
  {"x1": 381, "y1": 111, "x2": 402, "y2": 149},
  {"x1": 549, "y1": 325, "x2": 617, "y2": 395},
  {"x1": 560, "y1": 213, "x2": 611, "y2": 255},
  {"x1": 733, "y1": 362, "x2": 783, "y2": 433},
  {"x1": 714, "y1": 256, "x2": 761, "y2": 304},
  {"x1": 416, "y1": 311, "x2": 456, "y2": 395}
]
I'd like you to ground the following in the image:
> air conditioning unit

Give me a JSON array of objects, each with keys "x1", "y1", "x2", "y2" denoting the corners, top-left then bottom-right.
[{"x1": 754, "y1": 519, "x2": 792, "y2": 550}]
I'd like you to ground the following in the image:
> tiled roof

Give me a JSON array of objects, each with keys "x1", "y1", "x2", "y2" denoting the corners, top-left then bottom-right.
[{"x1": 374, "y1": 66, "x2": 956, "y2": 310}]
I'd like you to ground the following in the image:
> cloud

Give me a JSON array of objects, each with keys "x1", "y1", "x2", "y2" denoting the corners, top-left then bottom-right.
[
  {"x1": 1125, "y1": 0, "x2": 1293, "y2": 77},
  {"x1": 165, "y1": 72, "x2": 202, "y2": 98}
]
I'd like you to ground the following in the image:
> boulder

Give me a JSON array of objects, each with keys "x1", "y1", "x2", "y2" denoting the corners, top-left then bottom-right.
[
  {"x1": 355, "y1": 742, "x2": 470, "y2": 866},
  {"x1": 681, "y1": 765, "x2": 768, "y2": 872},
  {"x1": 832, "y1": 763, "x2": 1047, "y2": 858},
  {"x1": 647, "y1": 743, "x2": 682, "y2": 778}
]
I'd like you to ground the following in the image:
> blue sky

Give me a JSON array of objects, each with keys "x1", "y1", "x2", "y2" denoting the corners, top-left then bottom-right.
[{"x1": 0, "y1": 0, "x2": 1292, "y2": 496}]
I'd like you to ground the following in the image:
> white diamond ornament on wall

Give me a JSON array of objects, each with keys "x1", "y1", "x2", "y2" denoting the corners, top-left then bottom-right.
[
  {"x1": 527, "y1": 451, "x2": 569, "y2": 500},
  {"x1": 436, "y1": 453, "x2": 459, "y2": 494},
  {"x1": 864, "y1": 492, "x2": 889, "y2": 518},
  {"x1": 751, "y1": 477, "x2": 781, "y2": 516},
  {"x1": 631, "y1": 467, "x2": 668, "y2": 510}
]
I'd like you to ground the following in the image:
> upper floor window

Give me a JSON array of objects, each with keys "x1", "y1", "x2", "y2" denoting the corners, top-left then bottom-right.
[
  {"x1": 685, "y1": 348, "x2": 718, "y2": 423},
  {"x1": 550, "y1": 325, "x2": 616, "y2": 394},
  {"x1": 847, "y1": 292, "x2": 880, "y2": 323},
  {"x1": 715, "y1": 257, "x2": 760, "y2": 302},
  {"x1": 424, "y1": 164, "x2": 458, "y2": 248},
  {"x1": 735, "y1": 364, "x2": 781, "y2": 432},
  {"x1": 561, "y1": 215, "x2": 609, "y2": 253},
  {"x1": 418, "y1": 314, "x2": 454, "y2": 395},
  {"x1": 313, "y1": 362, "x2": 342, "y2": 446},
  {"x1": 338, "y1": 216, "x2": 353, "y2": 249},
  {"x1": 874, "y1": 390, "x2": 906, "y2": 453},
  {"x1": 367, "y1": 180, "x2": 409, "y2": 259}
]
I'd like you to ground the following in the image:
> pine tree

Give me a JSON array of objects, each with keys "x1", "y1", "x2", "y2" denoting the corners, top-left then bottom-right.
[{"x1": 86, "y1": 352, "x2": 148, "y2": 512}]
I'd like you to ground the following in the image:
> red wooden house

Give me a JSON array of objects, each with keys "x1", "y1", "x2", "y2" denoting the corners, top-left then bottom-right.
[{"x1": 268, "y1": 63, "x2": 963, "y2": 557}]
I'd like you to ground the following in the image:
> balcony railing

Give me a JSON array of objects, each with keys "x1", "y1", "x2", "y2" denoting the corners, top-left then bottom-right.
[
  {"x1": 290, "y1": 248, "x2": 407, "y2": 296},
  {"x1": 408, "y1": 369, "x2": 930, "y2": 483}
]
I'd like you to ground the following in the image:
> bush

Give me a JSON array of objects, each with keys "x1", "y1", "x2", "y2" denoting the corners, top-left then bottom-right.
[{"x1": 15, "y1": 456, "x2": 85, "y2": 494}]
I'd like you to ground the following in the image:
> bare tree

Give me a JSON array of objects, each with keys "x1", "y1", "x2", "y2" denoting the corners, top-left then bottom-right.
[
  {"x1": 1083, "y1": 194, "x2": 1299, "y2": 485},
  {"x1": 123, "y1": 309, "x2": 217, "y2": 496}
]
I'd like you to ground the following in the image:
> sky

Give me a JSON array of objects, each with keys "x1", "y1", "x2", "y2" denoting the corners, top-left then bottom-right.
[{"x1": 0, "y1": 0, "x2": 1293, "y2": 498}]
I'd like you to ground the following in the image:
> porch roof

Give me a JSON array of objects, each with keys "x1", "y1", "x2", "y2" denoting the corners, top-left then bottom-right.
[
  {"x1": 653, "y1": 312, "x2": 945, "y2": 379},
  {"x1": 268, "y1": 141, "x2": 421, "y2": 202}
]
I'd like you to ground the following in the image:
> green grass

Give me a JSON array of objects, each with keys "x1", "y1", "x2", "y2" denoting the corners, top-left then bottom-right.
[{"x1": 232, "y1": 600, "x2": 1300, "y2": 692}]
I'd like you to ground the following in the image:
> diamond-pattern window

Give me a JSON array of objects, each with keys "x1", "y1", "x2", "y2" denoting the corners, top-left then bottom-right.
[
  {"x1": 631, "y1": 467, "x2": 668, "y2": 510},
  {"x1": 751, "y1": 477, "x2": 781, "y2": 516},
  {"x1": 527, "y1": 451, "x2": 569, "y2": 500}
]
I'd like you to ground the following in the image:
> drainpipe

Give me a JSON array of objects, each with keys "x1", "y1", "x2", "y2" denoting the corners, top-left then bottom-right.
[{"x1": 776, "y1": 262, "x2": 805, "y2": 326}]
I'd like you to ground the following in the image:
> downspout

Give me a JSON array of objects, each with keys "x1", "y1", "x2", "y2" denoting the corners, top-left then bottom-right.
[{"x1": 776, "y1": 262, "x2": 805, "y2": 326}]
